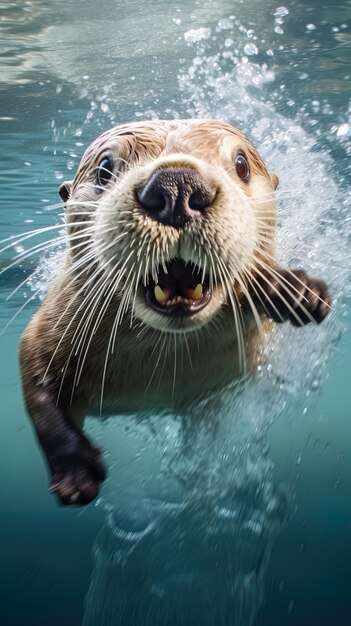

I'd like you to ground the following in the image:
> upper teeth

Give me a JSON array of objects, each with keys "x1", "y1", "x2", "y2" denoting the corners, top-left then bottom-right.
[
  {"x1": 187, "y1": 284, "x2": 203, "y2": 301},
  {"x1": 154, "y1": 283, "x2": 203, "y2": 305},
  {"x1": 154, "y1": 285, "x2": 170, "y2": 304}
]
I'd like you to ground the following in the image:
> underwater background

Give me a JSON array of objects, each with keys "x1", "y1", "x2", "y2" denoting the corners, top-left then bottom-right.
[{"x1": 1, "y1": 1, "x2": 350, "y2": 624}]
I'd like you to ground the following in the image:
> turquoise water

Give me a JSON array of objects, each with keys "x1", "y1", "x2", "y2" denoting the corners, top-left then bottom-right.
[{"x1": 1, "y1": 1, "x2": 350, "y2": 624}]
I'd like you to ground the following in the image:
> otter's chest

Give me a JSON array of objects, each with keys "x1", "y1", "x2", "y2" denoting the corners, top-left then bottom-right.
[{"x1": 78, "y1": 323, "x2": 261, "y2": 415}]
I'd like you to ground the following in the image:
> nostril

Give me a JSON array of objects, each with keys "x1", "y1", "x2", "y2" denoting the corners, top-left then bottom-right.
[
  {"x1": 188, "y1": 187, "x2": 214, "y2": 211},
  {"x1": 138, "y1": 185, "x2": 170, "y2": 214},
  {"x1": 137, "y1": 168, "x2": 216, "y2": 227}
]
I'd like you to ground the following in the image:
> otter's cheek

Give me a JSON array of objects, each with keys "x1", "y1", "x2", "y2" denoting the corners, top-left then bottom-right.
[
  {"x1": 199, "y1": 188, "x2": 258, "y2": 278},
  {"x1": 93, "y1": 188, "x2": 138, "y2": 271}
]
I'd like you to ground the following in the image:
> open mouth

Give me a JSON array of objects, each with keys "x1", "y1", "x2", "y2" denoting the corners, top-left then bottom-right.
[{"x1": 145, "y1": 258, "x2": 211, "y2": 317}]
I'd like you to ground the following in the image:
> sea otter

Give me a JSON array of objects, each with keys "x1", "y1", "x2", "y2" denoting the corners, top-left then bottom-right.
[{"x1": 20, "y1": 119, "x2": 330, "y2": 505}]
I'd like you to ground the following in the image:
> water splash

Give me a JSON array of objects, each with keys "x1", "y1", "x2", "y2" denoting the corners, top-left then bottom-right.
[{"x1": 83, "y1": 382, "x2": 291, "y2": 626}]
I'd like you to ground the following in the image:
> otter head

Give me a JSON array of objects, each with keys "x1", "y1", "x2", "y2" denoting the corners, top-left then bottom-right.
[{"x1": 60, "y1": 119, "x2": 278, "y2": 334}]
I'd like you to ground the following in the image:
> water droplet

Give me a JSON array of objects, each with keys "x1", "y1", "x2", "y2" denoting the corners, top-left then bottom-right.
[
  {"x1": 184, "y1": 28, "x2": 212, "y2": 43},
  {"x1": 336, "y1": 123, "x2": 349, "y2": 137},
  {"x1": 244, "y1": 43, "x2": 259, "y2": 56},
  {"x1": 217, "y1": 18, "x2": 233, "y2": 30},
  {"x1": 274, "y1": 7, "x2": 289, "y2": 18}
]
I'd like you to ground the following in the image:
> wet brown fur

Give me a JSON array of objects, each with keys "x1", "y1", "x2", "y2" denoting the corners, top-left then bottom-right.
[{"x1": 20, "y1": 119, "x2": 330, "y2": 505}]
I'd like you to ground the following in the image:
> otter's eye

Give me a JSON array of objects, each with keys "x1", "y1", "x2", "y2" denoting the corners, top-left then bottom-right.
[
  {"x1": 234, "y1": 153, "x2": 250, "y2": 182},
  {"x1": 97, "y1": 157, "x2": 113, "y2": 187}
]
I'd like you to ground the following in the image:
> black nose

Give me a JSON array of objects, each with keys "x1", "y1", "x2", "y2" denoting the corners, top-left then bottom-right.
[{"x1": 137, "y1": 168, "x2": 216, "y2": 228}]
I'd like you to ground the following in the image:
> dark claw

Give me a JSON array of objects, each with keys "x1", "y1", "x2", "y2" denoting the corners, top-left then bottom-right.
[
  {"x1": 252, "y1": 266, "x2": 331, "y2": 327},
  {"x1": 48, "y1": 436, "x2": 106, "y2": 506},
  {"x1": 50, "y1": 472, "x2": 100, "y2": 506}
]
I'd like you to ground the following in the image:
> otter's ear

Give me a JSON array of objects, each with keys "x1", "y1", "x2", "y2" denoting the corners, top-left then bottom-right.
[
  {"x1": 58, "y1": 180, "x2": 73, "y2": 202},
  {"x1": 270, "y1": 173, "x2": 279, "y2": 190}
]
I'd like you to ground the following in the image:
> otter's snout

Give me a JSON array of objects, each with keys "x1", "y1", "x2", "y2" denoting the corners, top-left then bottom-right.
[{"x1": 137, "y1": 168, "x2": 216, "y2": 228}]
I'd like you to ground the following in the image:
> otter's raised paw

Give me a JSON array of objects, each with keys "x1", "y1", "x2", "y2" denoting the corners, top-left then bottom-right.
[
  {"x1": 254, "y1": 267, "x2": 331, "y2": 326},
  {"x1": 49, "y1": 439, "x2": 106, "y2": 506}
]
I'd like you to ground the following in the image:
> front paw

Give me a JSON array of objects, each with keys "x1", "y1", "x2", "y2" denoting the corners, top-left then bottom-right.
[
  {"x1": 49, "y1": 435, "x2": 106, "y2": 506},
  {"x1": 254, "y1": 267, "x2": 331, "y2": 326}
]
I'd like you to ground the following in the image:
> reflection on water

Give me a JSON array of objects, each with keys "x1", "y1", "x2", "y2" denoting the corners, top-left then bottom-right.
[{"x1": 1, "y1": 1, "x2": 350, "y2": 625}]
